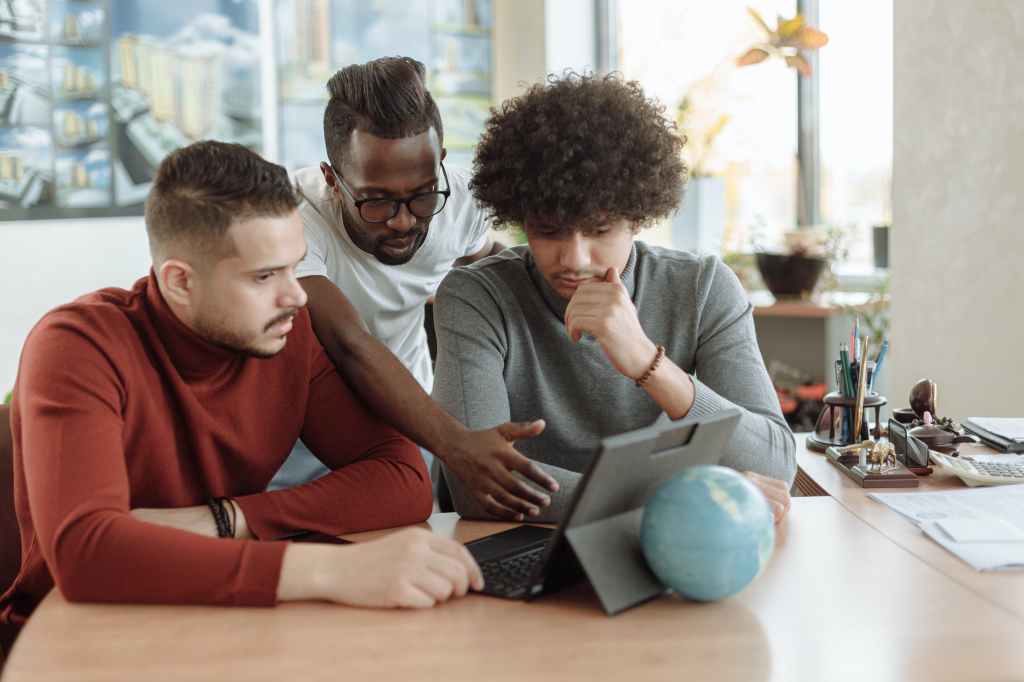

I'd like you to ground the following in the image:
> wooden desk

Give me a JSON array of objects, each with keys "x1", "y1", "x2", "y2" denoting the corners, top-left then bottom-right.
[
  {"x1": 796, "y1": 435, "x2": 1024, "y2": 622},
  {"x1": 5, "y1": 498, "x2": 1024, "y2": 682}
]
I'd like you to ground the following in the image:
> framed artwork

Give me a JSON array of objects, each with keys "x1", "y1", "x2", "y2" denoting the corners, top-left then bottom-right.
[
  {"x1": 1, "y1": 0, "x2": 263, "y2": 219},
  {"x1": 2, "y1": 0, "x2": 492, "y2": 220},
  {"x1": 275, "y1": 0, "x2": 493, "y2": 173}
]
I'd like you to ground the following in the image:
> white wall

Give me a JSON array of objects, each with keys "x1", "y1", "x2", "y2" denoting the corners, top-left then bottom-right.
[
  {"x1": 493, "y1": 0, "x2": 597, "y2": 103},
  {"x1": 544, "y1": 0, "x2": 596, "y2": 76},
  {"x1": 494, "y1": 0, "x2": 547, "y2": 103},
  {"x1": 0, "y1": 218, "x2": 152, "y2": 393},
  {"x1": 891, "y1": 0, "x2": 1024, "y2": 418}
]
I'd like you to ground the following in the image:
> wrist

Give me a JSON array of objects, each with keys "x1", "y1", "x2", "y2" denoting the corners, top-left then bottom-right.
[
  {"x1": 277, "y1": 542, "x2": 340, "y2": 602},
  {"x1": 627, "y1": 339, "x2": 660, "y2": 382},
  {"x1": 227, "y1": 499, "x2": 251, "y2": 539},
  {"x1": 434, "y1": 418, "x2": 472, "y2": 464}
]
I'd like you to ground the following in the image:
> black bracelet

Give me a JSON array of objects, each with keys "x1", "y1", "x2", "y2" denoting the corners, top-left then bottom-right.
[
  {"x1": 207, "y1": 497, "x2": 232, "y2": 538},
  {"x1": 221, "y1": 497, "x2": 236, "y2": 538}
]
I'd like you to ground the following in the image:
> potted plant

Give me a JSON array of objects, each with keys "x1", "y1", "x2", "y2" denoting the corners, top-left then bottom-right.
[
  {"x1": 672, "y1": 10, "x2": 828, "y2": 254},
  {"x1": 754, "y1": 227, "x2": 847, "y2": 301}
]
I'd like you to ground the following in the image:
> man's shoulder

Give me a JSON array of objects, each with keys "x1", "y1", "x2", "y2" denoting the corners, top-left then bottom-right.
[
  {"x1": 293, "y1": 165, "x2": 328, "y2": 198},
  {"x1": 448, "y1": 246, "x2": 529, "y2": 283},
  {"x1": 635, "y1": 241, "x2": 712, "y2": 270},
  {"x1": 636, "y1": 242, "x2": 732, "y2": 286},
  {"x1": 437, "y1": 246, "x2": 529, "y2": 300},
  {"x1": 635, "y1": 242, "x2": 747, "y2": 316},
  {"x1": 293, "y1": 166, "x2": 335, "y2": 232},
  {"x1": 429, "y1": 165, "x2": 487, "y2": 242},
  {"x1": 24, "y1": 281, "x2": 148, "y2": 360}
]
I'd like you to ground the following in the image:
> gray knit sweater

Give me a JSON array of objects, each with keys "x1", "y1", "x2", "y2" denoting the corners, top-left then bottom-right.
[{"x1": 432, "y1": 242, "x2": 796, "y2": 522}]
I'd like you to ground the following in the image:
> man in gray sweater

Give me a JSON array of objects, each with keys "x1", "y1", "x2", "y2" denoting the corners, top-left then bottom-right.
[{"x1": 432, "y1": 73, "x2": 795, "y2": 523}]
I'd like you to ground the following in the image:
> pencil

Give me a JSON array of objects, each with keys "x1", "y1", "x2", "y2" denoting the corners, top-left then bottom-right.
[{"x1": 852, "y1": 336, "x2": 871, "y2": 442}]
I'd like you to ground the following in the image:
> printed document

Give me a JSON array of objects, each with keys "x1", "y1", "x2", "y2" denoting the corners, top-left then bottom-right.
[{"x1": 868, "y1": 484, "x2": 1024, "y2": 571}]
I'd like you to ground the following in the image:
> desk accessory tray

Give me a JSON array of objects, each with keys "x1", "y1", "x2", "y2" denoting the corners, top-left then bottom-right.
[{"x1": 825, "y1": 446, "x2": 919, "y2": 488}]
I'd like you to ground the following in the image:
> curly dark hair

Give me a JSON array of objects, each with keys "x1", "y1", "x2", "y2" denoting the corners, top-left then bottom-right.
[{"x1": 470, "y1": 72, "x2": 686, "y2": 232}]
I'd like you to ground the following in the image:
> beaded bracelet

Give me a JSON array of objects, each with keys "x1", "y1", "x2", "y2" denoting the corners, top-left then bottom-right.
[{"x1": 635, "y1": 345, "x2": 666, "y2": 388}]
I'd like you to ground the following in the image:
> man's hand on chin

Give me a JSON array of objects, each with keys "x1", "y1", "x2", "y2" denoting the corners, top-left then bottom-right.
[{"x1": 564, "y1": 267, "x2": 658, "y2": 381}]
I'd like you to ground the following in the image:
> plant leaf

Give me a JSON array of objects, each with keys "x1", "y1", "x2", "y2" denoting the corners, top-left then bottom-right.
[
  {"x1": 777, "y1": 14, "x2": 805, "y2": 40},
  {"x1": 785, "y1": 53, "x2": 813, "y2": 77},
  {"x1": 792, "y1": 25, "x2": 829, "y2": 49},
  {"x1": 704, "y1": 114, "x2": 730, "y2": 145},
  {"x1": 737, "y1": 47, "x2": 770, "y2": 67},
  {"x1": 746, "y1": 6, "x2": 772, "y2": 35}
]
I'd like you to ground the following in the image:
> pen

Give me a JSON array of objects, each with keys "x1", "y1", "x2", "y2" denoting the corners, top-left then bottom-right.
[
  {"x1": 840, "y1": 345, "x2": 852, "y2": 397},
  {"x1": 873, "y1": 339, "x2": 889, "y2": 385},
  {"x1": 852, "y1": 317, "x2": 859, "y2": 363},
  {"x1": 853, "y1": 337, "x2": 870, "y2": 441}
]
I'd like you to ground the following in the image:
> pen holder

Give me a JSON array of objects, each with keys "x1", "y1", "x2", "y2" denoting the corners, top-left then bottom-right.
[{"x1": 807, "y1": 392, "x2": 888, "y2": 452}]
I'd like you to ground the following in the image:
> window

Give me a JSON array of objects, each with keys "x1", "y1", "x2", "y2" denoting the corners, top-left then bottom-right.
[
  {"x1": 819, "y1": 0, "x2": 893, "y2": 270},
  {"x1": 615, "y1": 0, "x2": 893, "y2": 271},
  {"x1": 617, "y1": 1, "x2": 798, "y2": 252}
]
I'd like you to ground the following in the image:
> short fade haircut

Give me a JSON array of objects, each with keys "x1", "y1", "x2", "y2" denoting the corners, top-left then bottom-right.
[
  {"x1": 145, "y1": 140, "x2": 298, "y2": 265},
  {"x1": 323, "y1": 56, "x2": 443, "y2": 170},
  {"x1": 471, "y1": 72, "x2": 687, "y2": 233}
]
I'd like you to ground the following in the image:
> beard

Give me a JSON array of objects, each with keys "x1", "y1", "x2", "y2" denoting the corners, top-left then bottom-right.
[
  {"x1": 193, "y1": 309, "x2": 297, "y2": 359},
  {"x1": 337, "y1": 201, "x2": 430, "y2": 265}
]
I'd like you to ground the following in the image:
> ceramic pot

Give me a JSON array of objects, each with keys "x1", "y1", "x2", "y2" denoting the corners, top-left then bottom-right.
[
  {"x1": 909, "y1": 423, "x2": 979, "y2": 454},
  {"x1": 755, "y1": 253, "x2": 827, "y2": 301}
]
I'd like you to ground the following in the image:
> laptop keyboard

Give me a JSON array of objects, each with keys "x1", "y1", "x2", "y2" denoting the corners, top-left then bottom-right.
[{"x1": 479, "y1": 545, "x2": 547, "y2": 598}]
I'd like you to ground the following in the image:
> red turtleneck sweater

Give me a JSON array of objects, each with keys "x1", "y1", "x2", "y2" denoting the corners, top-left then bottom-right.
[{"x1": 0, "y1": 273, "x2": 431, "y2": 628}]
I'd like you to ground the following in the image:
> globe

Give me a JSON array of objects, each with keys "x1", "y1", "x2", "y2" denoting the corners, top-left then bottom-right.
[{"x1": 640, "y1": 465, "x2": 775, "y2": 602}]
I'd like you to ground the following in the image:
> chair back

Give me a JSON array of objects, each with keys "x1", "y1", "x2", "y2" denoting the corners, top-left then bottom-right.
[{"x1": 0, "y1": 404, "x2": 19, "y2": 596}]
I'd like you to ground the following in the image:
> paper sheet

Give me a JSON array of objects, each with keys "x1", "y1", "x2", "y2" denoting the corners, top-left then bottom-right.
[{"x1": 868, "y1": 484, "x2": 1024, "y2": 571}]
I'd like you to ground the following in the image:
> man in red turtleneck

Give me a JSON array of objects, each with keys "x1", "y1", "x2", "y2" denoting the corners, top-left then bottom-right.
[{"x1": 0, "y1": 141, "x2": 482, "y2": 647}]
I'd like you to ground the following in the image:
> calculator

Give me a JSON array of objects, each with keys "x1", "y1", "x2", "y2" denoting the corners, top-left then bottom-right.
[{"x1": 929, "y1": 450, "x2": 1024, "y2": 487}]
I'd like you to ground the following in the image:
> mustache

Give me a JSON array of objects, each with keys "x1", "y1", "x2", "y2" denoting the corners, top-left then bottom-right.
[
  {"x1": 378, "y1": 228, "x2": 426, "y2": 243},
  {"x1": 264, "y1": 309, "x2": 298, "y2": 333}
]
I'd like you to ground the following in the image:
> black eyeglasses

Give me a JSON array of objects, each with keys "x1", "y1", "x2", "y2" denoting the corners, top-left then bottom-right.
[{"x1": 329, "y1": 162, "x2": 451, "y2": 224}]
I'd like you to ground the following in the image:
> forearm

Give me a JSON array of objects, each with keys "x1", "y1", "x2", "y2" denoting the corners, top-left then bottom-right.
[
  {"x1": 132, "y1": 499, "x2": 252, "y2": 539},
  {"x1": 685, "y1": 377, "x2": 797, "y2": 484},
  {"x1": 235, "y1": 442, "x2": 432, "y2": 539},
  {"x1": 50, "y1": 511, "x2": 284, "y2": 606},
  {"x1": 320, "y1": 322, "x2": 466, "y2": 458},
  {"x1": 640, "y1": 355, "x2": 696, "y2": 420}
]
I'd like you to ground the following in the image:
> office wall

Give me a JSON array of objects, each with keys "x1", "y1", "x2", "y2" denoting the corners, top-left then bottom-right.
[
  {"x1": 892, "y1": 0, "x2": 1024, "y2": 418},
  {"x1": 494, "y1": 0, "x2": 547, "y2": 103},
  {"x1": 0, "y1": 218, "x2": 151, "y2": 393},
  {"x1": 494, "y1": 0, "x2": 597, "y2": 103}
]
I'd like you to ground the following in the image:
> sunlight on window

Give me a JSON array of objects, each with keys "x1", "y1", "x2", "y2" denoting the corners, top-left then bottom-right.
[
  {"x1": 617, "y1": 1, "x2": 798, "y2": 252},
  {"x1": 819, "y1": 0, "x2": 893, "y2": 270}
]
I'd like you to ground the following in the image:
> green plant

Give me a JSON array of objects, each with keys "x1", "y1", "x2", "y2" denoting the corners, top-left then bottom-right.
[
  {"x1": 3, "y1": 390, "x2": 11, "y2": 405},
  {"x1": 737, "y1": 9, "x2": 829, "y2": 76},
  {"x1": 840, "y1": 274, "x2": 891, "y2": 348},
  {"x1": 676, "y1": 8, "x2": 828, "y2": 176}
]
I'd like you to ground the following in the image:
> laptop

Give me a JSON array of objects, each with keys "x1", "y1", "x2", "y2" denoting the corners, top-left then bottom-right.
[{"x1": 465, "y1": 408, "x2": 741, "y2": 615}]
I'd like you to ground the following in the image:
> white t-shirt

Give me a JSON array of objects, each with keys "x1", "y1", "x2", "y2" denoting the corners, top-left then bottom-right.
[{"x1": 292, "y1": 164, "x2": 490, "y2": 391}]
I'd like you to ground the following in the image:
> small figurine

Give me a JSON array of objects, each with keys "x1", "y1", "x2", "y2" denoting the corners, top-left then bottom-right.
[
  {"x1": 909, "y1": 378, "x2": 938, "y2": 419},
  {"x1": 837, "y1": 439, "x2": 897, "y2": 472},
  {"x1": 866, "y1": 440, "x2": 897, "y2": 471}
]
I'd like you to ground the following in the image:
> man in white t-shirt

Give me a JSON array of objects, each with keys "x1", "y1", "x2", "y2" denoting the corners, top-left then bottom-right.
[{"x1": 270, "y1": 57, "x2": 558, "y2": 521}]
